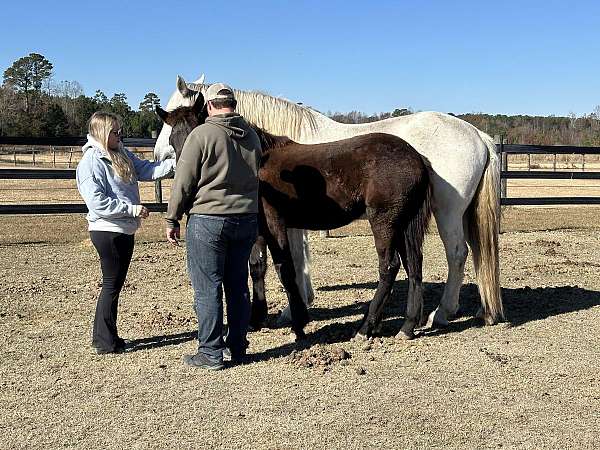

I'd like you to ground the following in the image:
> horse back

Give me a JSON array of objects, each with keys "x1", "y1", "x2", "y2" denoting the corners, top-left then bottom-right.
[{"x1": 258, "y1": 133, "x2": 428, "y2": 229}]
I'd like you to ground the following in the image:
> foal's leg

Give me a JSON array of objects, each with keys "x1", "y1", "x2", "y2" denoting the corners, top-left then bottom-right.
[
  {"x1": 426, "y1": 211, "x2": 468, "y2": 328},
  {"x1": 248, "y1": 236, "x2": 268, "y2": 330},
  {"x1": 356, "y1": 215, "x2": 401, "y2": 338}
]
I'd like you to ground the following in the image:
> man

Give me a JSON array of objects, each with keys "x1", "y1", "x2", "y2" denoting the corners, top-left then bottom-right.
[{"x1": 165, "y1": 83, "x2": 262, "y2": 370}]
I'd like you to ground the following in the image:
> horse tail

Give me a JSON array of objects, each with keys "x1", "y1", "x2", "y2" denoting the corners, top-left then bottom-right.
[{"x1": 466, "y1": 131, "x2": 504, "y2": 324}]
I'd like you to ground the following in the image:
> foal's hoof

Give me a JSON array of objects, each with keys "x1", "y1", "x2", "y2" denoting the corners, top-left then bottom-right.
[
  {"x1": 248, "y1": 319, "x2": 267, "y2": 332},
  {"x1": 395, "y1": 329, "x2": 414, "y2": 340},
  {"x1": 292, "y1": 329, "x2": 307, "y2": 342},
  {"x1": 275, "y1": 307, "x2": 293, "y2": 328}
]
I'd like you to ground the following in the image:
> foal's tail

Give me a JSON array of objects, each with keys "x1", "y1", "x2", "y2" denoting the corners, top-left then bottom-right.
[
  {"x1": 466, "y1": 131, "x2": 504, "y2": 324},
  {"x1": 404, "y1": 176, "x2": 433, "y2": 273}
]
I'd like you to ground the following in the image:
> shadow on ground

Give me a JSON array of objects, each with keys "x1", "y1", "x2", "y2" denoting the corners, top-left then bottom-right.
[{"x1": 126, "y1": 281, "x2": 599, "y2": 360}]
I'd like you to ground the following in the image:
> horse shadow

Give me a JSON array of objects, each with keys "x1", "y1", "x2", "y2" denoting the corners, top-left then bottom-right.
[
  {"x1": 125, "y1": 280, "x2": 599, "y2": 359},
  {"x1": 246, "y1": 280, "x2": 600, "y2": 362},
  {"x1": 316, "y1": 279, "x2": 600, "y2": 330}
]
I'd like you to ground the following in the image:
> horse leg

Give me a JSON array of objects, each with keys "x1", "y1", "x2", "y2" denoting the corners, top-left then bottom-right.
[
  {"x1": 276, "y1": 228, "x2": 315, "y2": 327},
  {"x1": 356, "y1": 215, "x2": 401, "y2": 338},
  {"x1": 248, "y1": 236, "x2": 268, "y2": 330},
  {"x1": 427, "y1": 212, "x2": 468, "y2": 328},
  {"x1": 396, "y1": 234, "x2": 425, "y2": 340}
]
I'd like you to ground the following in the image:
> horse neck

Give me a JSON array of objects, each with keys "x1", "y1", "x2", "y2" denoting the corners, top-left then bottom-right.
[
  {"x1": 216, "y1": 89, "x2": 319, "y2": 142},
  {"x1": 186, "y1": 85, "x2": 414, "y2": 143}
]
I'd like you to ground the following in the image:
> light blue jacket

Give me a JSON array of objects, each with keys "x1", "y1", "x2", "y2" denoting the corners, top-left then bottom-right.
[{"x1": 76, "y1": 136, "x2": 175, "y2": 234}]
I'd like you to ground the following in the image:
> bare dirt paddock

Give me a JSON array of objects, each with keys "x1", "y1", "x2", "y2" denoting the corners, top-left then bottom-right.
[{"x1": 1, "y1": 208, "x2": 599, "y2": 449}]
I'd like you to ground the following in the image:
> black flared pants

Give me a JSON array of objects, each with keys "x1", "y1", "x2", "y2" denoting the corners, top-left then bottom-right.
[{"x1": 90, "y1": 231, "x2": 134, "y2": 352}]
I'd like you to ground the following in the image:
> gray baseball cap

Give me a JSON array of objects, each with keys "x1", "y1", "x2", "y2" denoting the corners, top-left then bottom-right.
[{"x1": 205, "y1": 83, "x2": 235, "y2": 102}]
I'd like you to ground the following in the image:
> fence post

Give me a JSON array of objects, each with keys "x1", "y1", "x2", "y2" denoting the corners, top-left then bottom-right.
[
  {"x1": 32, "y1": 151, "x2": 36, "y2": 166},
  {"x1": 13, "y1": 151, "x2": 17, "y2": 166},
  {"x1": 53, "y1": 148, "x2": 56, "y2": 168},
  {"x1": 495, "y1": 135, "x2": 506, "y2": 200},
  {"x1": 553, "y1": 154, "x2": 557, "y2": 171},
  {"x1": 582, "y1": 154, "x2": 585, "y2": 172},
  {"x1": 527, "y1": 153, "x2": 531, "y2": 171},
  {"x1": 68, "y1": 148, "x2": 73, "y2": 168}
]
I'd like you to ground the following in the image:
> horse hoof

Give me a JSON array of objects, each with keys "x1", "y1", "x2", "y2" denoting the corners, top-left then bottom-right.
[
  {"x1": 352, "y1": 333, "x2": 370, "y2": 343},
  {"x1": 293, "y1": 329, "x2": 307, "y2": 342},
  {"x1": 395, "y1": 330, "x2": 414, "y2": 340},
  {"x1": 275, "y1": 310, "x2": 292, "y2": 328},
  {"x1": 426, "y1": 309, "x2": 449, "y2": 329},
  {"x1": 248, "y1": 321, "x2": 265, "y2": 332},
  {"x1": 475, "y1": 308, "x2": 498, "y2": 326}
]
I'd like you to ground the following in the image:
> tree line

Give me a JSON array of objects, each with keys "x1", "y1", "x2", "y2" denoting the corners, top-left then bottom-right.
[
  {"x1": 3, "y1": 53, "x2": 600, "y2": 146},
  {"x1": 328, "y1": 109, "x2": 600, "y2": 147},
  {"x1": 1, "y1": 53, "x2": 162, "y2": 138}
]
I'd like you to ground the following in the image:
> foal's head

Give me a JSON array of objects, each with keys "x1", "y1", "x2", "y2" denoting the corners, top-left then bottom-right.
[{"x1": 155, "y1": 92, "x2": 207, "y2": 160}]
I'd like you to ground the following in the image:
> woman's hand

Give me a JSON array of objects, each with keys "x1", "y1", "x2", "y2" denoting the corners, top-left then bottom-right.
[{"x1": 133, "y1": 205, "x2": 150, "y2": 219}]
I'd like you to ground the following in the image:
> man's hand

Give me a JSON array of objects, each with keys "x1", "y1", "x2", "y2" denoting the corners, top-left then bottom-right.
[{"x1": 166, "y1": 227, "x2": 181, "y2": 246}]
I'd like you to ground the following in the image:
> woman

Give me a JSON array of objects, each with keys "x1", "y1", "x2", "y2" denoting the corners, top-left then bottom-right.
[{"x1": 77, "y1": 112, "x2": 175, "y2": 354}]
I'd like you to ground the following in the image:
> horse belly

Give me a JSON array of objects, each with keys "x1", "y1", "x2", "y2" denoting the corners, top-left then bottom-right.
[{"x1": 259, "y1": 173, "x2": 363, "y2": 231}]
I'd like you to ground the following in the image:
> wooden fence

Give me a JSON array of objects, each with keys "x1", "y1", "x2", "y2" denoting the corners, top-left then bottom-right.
[
  {"x1": 499, "y1": 140, "x2": 600, "y2": 205},
  {"x1": 1, "y1": 136, "x2": 600, "y2": 214}
]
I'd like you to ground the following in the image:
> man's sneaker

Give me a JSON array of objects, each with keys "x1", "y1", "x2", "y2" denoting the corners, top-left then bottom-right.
[
  {"x1": 183, "y1": 352, "x2": 225, "y2": 371},
  {"x1": 222, "y1": 347, "x2": 232, "y2": 362}
]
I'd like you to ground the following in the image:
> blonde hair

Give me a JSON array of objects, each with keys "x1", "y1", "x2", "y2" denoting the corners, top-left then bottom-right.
[{"x1": 88, "y1": 111, "x2": 136, "y2": 183}]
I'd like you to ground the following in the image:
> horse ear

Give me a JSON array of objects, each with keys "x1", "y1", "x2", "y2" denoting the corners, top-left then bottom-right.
[
  {"x1": 176, "y1": 75, "x2": 190, "y2": 97},
  {"x1": 192, "y1": 93, "x2": 205, "y2": 115},
  {"x1": 196, "y1": 73, "x2": 205, "y2": 84},
  {"x1": 155, "y1": 106, "x2": 169, "y2": 123}
]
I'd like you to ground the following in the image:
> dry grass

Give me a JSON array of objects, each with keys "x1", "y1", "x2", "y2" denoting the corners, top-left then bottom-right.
[
  {"x1": 1, "y1": 208, "x2": 599, "y2": 449},
  {"x1": 1, "y1": 156, "x2": 599, "y2": 448}
]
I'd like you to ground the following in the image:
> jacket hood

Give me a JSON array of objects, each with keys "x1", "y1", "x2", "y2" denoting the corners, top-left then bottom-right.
[
  {"x1": 82, "y1": 134, "x2": 124, "y2": 159},
  {"x1": 205, "y1": 113, "x2": 250, "y2": 140},
  {"x1": 82, "y1": 134, "x2": 106, "y2": 154}
]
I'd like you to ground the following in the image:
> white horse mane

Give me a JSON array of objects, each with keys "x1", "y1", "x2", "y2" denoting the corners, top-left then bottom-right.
[{"x1": 186, "y1": 83, "x2": 318, "y2": 141}]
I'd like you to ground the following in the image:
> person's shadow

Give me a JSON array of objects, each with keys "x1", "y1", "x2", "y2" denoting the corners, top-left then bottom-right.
[
  {"x1": 125, "y1": 331, "x2": 196, "y2": 353},
  {"x1": 125, "y1": 280, "x2": 600, "y2": 360}
]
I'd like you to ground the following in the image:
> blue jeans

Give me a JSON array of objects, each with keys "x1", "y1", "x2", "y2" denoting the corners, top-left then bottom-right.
[{"x1": 186, "y1": 213, "x2": 258, "y2": 362}]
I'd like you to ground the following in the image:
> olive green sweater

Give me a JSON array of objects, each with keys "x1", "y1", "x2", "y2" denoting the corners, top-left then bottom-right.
[{"x1": 165, "y1": 113, "x2": 261, "y2": 228}]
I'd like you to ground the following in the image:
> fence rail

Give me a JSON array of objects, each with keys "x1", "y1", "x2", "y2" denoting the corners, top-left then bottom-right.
[
  {"x1": 0, "y1": 137, "x2": 156, "y2": 147},
  {"x1": 501, "y1": 144, "x2": 600, "y2": 155},
  {"x1": 1, "y1": 137, "x2": 600, "y2": 214},
  {"x1": 498, "y1": 141, "x2": 600, "y2": 206}
]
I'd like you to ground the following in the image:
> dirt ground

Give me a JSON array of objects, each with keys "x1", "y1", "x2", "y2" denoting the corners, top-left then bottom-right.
[{"x1": 1, "y1": 207, "x2": 599, "y2": 450}]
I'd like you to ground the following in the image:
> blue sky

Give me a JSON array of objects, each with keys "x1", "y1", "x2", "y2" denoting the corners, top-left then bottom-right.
[{"x1": 2, "y1": 0, "x2": 599, "y2": 116}]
